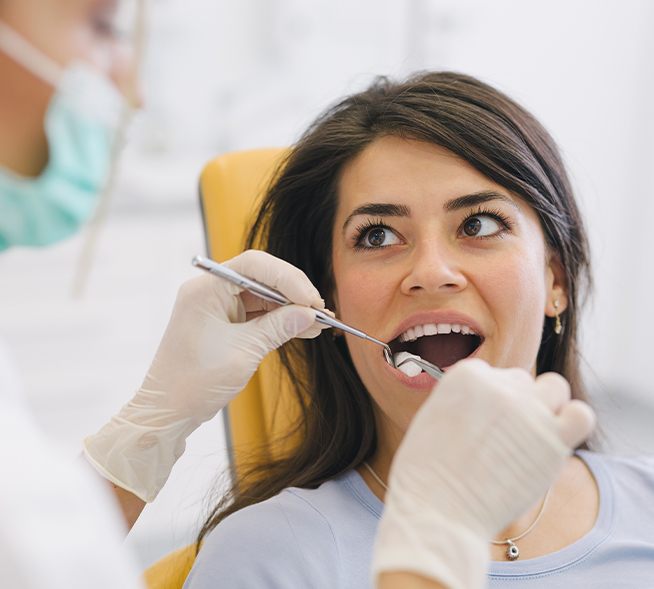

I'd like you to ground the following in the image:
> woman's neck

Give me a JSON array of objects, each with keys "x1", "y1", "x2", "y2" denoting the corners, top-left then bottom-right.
[{"x1": 358, "y1": 414, "x2": 402, "y2": 500}]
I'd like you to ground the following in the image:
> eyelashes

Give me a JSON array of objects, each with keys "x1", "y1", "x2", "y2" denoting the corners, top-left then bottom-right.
[
  {"x1": 353, "y1": 218, "x2": 396, "y2": 251},
  {"x1": 463, "y1": 206, "x2": 513, "y2": 238},
  {"x1": 352, "y1": 207, "x2": 513, "y2": 250}
]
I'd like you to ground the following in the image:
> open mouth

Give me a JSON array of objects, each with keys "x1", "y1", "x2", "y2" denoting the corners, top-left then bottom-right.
[{"x1": 388, "y1": 322, "x2": 483, "y2": 374}]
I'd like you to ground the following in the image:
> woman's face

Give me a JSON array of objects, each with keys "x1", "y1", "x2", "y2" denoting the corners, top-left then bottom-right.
[
  {"x1": 1, "y1": 0, "x2": 139, "y2": 100},
  {"x1": 331, "y1": 136, "x2": 567, "y2": 438}
]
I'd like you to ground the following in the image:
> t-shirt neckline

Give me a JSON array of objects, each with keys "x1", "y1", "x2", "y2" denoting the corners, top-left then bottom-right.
[
  {"x1": 342, "y1": 450, "x2": 614, "y2": 578},
  {"x1": 488, "y1": 450, "x2": 614, "y2": 577}
]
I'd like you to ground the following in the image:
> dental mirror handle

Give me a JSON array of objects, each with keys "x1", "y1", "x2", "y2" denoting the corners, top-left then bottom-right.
[
  {"x1": 192, "y1": 256, "x2": 391, "y2": 351},
  {"x1": 192, "y1": 255, "x2": 290, "y2": 306}
]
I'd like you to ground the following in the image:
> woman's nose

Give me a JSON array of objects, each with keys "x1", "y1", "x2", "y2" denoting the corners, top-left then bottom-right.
[{"x1": 399, "y1": 239, "x2": 467, "y2": 295}]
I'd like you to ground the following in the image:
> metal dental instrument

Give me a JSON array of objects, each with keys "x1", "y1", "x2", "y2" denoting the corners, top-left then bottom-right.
[
  {"x1": 192, "y1": 255, "x2": 443, "y2": 380},
  {"x1": 394, "y1": 355, "x2": 445, "y2": 380}
]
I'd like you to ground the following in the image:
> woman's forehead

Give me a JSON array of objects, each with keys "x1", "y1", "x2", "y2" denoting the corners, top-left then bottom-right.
[{"x1": 336, "y1": 136, "x2": 522, "y2": 216}]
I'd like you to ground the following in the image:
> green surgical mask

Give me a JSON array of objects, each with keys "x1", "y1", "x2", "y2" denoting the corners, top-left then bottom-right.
[{"x1": 0, "y1": 22, "x2": 125, "y2": 251}]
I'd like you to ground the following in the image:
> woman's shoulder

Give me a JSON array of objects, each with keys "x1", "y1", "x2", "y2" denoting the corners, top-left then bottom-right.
[
  {"x1": 211, "y1": 468, "x2": 381, "y2": 534},
  {"x1": 582, "y1": 449, "x2": 654, "y2": 478},
  {"x1": 580, "y1": 450, "x2": 654, "y2": 502},
  {"x1": 184, "y1": 470, "x2": 381, "y2": 589}
]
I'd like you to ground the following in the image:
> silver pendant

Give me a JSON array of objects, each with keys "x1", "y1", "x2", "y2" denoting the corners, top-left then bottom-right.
[{"x1": 506, "y1": 540, "x2": 520, "y2": 561}]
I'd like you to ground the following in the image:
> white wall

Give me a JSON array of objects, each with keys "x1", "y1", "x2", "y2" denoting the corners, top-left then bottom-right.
[{"x1": 1, "y1": 0, "x2": 652, "y2": 569}]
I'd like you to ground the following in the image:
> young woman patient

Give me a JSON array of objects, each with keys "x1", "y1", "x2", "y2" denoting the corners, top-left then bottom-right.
[{"x1": 183, "y1": 72, "x2": 654, "y2": 588}]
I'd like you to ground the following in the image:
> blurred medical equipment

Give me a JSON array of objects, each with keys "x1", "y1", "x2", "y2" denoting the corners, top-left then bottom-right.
[
  {"x1": 71, "y1": 0, "x2": 147, "y2": 295},
  {"x1": 192, "y1": 255, "x2": 442, "y2": 379}
]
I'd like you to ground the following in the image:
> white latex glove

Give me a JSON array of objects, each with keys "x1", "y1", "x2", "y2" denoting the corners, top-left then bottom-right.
[
  {"x1": 83, "y1": 250, "x2": 327, "y2": 502},
  {"x1": 372, "y1": 358, "x2": 595, "y2": 589}
]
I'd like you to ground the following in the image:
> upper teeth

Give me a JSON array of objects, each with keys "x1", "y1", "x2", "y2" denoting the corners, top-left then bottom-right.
[{"x1": 398, "y1": 323, "x2": 477, "y2": 342}]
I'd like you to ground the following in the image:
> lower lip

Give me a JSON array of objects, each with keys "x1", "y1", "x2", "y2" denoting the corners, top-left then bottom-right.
[{"x1": 383, "y1": 346, "x2": 481, "y2": 391}]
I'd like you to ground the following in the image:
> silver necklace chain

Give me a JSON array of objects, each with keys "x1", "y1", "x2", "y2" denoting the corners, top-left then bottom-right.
[
  {"x1": 363, "y1": 461, "x2": 389, "y2": 491},
  {"x1": 362, "y1": 461, "x2": 551, "y2": 561},
  {"x1": 490, "y1": 487, "x2": 551, "y2": 560}
]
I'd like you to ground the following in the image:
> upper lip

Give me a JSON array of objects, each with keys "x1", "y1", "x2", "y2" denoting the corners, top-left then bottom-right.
[{"x1": 386, "y1": 310, "x2": 485, "y2": 343}]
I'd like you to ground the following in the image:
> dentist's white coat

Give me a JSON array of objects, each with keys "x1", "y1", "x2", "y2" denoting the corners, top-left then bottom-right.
[{"x1": 0, "y1": 340, "x2": 143, "y2": 589}]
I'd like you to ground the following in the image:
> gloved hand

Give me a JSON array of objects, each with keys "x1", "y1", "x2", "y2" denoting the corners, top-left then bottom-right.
[
  {"x1": 372, "y1": 359, "x2": 596, "y2": 589},
  {"x1": 83, "y1": 250, "x2": 327, "y2": 502}
]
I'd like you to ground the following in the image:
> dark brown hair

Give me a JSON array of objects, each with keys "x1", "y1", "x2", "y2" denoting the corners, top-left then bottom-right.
[{"x1": 198, "y1": 71, "x2": 591, "y2": 545}]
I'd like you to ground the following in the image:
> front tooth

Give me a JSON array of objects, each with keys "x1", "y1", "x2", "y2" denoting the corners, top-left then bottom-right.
[
  {"x1": 437, "y1": 323, "x2": 452, "y2": 334},
  {"x1": 394, "y1": 351, "x2": 423, "y2": 377},
  {"x1": 414, "y1": 325, "x2": 425, "y2": 338},
  {"x1": 423, "y1": 323, "x2": 437, "y2": 336},
  {"x1": 451, "y1": 324, "x2": 461, "y2": 333}
]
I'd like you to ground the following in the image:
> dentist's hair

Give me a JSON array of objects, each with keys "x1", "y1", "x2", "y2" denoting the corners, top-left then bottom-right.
[{"x1": 198, "y1": 71, "x2": 591, "y2": 544}]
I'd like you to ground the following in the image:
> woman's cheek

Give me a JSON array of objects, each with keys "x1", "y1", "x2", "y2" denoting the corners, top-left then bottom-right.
[
  {"x1": 485, "y1": 257, "x2": 547, "y2": 369},
  {"x1": 336, "y1": 268, "x2": 391, "y2": 325}
]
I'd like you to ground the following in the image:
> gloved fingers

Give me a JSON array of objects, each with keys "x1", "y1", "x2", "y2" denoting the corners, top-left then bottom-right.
[
  {"x1": 296, "y1": 321, "x2": 327, "y2": 339},
  {"x1": 245, "y1": 304, "x2": 320, "y2": 351},
  {"x1": 241, "y1": 294, "x2": 336, "y2": 334},
  {"x1": 532, "y1": 372, "x2": 571, "y2": 415},
  {"x1": 299, "y1": 307, "x2": 337, "y2": 338},
  {"x1": 241, "y1": 290, "x2": 313, "y2": 315},
  {"x1": 492, "y1": 366, "x2": 533, "y2": 392},
  {"x1": 556, "y1": 399, "x2": 596, "y2": 448},
  {"x1": 240, "y1": 291, "x2": 277, "y2": 315},
  {"x1": 225, "y1": 250, "x2": 325, "y2": 310}
]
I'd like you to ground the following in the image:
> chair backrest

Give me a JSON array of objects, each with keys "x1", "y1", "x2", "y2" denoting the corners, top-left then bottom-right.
[
  {"x1": 143, "y1": 545, "x2": 196, "y2": 589},
  {"x1": 198, "y1": 147, "x2": 301, "y2": 473},
  {"x1": 143, "y1": 148, "x2": 297, "y2": 589}
]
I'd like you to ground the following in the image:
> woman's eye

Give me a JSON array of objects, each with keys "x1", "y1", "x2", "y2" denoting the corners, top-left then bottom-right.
[
  {"x1": 93, "y1": 18, "x2": 119, "y2": 38},
  {"x1": 91, "y1": 5, "x2": 126, "y2": 41},
  {"x1": 460, "y1": 214, "x2": 504, "y2": 238},
  {"x1": 358, "y1": 226, "x2": 401, "y2": 248}
]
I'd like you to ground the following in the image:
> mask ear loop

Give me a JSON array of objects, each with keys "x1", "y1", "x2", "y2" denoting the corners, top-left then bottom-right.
[
  {"x1": 70, "y1": 0, "x2": 148, "y2": 298},
  {"x1": 0, "y1": 21, "x2": 63, "y2": 86}
]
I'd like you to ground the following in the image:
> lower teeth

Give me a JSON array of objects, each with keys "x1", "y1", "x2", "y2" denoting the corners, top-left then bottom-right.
[{"x1": 393, "y1": 351, "x2": 423, "y2": 377}]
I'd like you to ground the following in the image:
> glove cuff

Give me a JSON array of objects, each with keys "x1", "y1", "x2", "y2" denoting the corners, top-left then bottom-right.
[{"x1": 83, "y1": 409, "x2": 198, "y2": 503}]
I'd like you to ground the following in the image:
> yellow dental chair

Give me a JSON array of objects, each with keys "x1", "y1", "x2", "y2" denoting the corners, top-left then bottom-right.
[{"x1": 143, "y1": 147, "x2": 297, "y2": 589}]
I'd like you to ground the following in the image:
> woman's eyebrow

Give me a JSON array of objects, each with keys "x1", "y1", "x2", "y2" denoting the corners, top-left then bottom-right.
[
  {"x1": 342, "y1": 203, "x2": 411, "y2": 232},
  {"x1": 444, "y1": 190, "x2": 519, "y2": 212},
  {"x1": 342, "y1": 192, "x2": 517, "y2": 233}
]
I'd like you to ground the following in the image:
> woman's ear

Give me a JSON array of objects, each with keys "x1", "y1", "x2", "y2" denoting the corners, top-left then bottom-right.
[{"x1": 544, "y1": 254, "x2": 568, "y2": 318}]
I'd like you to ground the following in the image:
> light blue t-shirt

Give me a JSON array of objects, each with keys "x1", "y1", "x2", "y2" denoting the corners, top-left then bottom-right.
[{"x1": 184, "y1": 451, "x2": 654, "y2": 588}]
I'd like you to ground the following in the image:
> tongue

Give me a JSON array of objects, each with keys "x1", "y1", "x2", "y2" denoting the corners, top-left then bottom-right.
[{"x1": 415, "y1": 334, "x2": 475, "y2": 368}]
